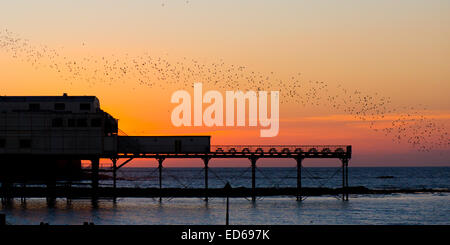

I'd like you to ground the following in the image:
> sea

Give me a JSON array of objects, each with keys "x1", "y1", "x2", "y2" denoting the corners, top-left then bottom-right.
[{"x1": 1, "y1": 167, "x2": 450, "y2": 225}]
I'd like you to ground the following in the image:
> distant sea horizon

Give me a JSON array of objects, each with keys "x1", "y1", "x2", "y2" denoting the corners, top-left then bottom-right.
[{"x1": 116, "y1": 165, "x2": 450, "y2": 168}]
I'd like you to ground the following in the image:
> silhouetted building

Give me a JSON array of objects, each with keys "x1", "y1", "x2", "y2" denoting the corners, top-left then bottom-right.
[
  {"x1": 0, "y1": 94, "x2": 118, "y2": 182},
  {"x1": 0, "y1": 94, "x2": 210, "y2": 185}
]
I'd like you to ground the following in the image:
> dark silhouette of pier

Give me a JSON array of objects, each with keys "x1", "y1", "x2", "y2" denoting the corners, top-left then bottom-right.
[
  {"x1": 0, "y1": 95, "x2": 352, "y2": 204},
  {"x1": 106, "y1": 144, "x2": 352, "y2": 202},
  {"x1": 1, "y1": 145, "x2": 352, "y2": 205}
]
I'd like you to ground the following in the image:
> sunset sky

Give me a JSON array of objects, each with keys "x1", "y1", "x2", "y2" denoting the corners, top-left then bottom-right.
[{"x1": 1, "y1": 0, "x2": 449, "y2": 167}]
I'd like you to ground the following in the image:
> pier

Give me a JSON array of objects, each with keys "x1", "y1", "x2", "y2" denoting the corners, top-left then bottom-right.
[
  {"x1": 0, "y1": 95, "x2": 352, "y2": 204},
  {"x1": 87, "y1": 144, "x2": 351, "y2": 202},
  {"x1": 1, "y1": 145, "x2": 352, "y2": 203}
]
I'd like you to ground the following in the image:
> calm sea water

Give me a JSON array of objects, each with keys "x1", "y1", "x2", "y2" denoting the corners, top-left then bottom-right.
[
  {"x1": 101, "y1": 167, "x2": 450, "y2": 189},
  {"x1": 1, "y1": 167, "x2": 450, "y2": 225}
]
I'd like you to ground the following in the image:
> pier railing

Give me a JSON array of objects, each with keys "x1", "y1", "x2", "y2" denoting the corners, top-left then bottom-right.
[
  {"x1": 115, "y1": 145, "x2": 351, "y2": 157},
  {"x1": 210, "y1": 145, "x2": 350, "y2": 155}
]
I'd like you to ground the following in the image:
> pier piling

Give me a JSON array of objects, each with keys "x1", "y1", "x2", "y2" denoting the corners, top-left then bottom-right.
[
  {"x1": 341, "y1": 158, "x2": 349, "y2": 201},
  {"x1": 0, "y1": 213, "x2": 5, "y2": 226},
  {"x1": 203, "y1": 157, "x2": 210, "y2": 202},
  {"x1": 296, "y1": 158, "x2": 303, "y2": 201},
  {"x1": 91, "y1": 158, "x2": 99, "y2": 201},
  {"x1": 157, "y1": 158, "x2": 165, "y2": 201},
  {"x1": 250, "y1": 157, "x2": 258, "y2": 202},
  {"x1": 112, "y1": 158, "x2": 117, "y2": 189},
  {"x1": 346, "y1": 160, "x2": 349, "y2": 201},
  {"x1": 91, "y1": 158, "x2": 99, "y2": 189}
]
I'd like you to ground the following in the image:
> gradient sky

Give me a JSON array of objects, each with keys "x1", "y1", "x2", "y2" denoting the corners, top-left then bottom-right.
[{"x1": 1, "y1": 0, "x2": 449, "y2": 167}]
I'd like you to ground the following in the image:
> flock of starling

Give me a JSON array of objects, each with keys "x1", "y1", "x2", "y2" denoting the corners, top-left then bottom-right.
[{"x1": 0, "y1": 28, "x2": 449, "y2": 152}]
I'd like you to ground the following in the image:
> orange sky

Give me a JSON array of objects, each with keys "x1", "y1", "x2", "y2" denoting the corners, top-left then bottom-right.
[{"x1": 1, "y1": 0, "x2": 449, "y2": 166}]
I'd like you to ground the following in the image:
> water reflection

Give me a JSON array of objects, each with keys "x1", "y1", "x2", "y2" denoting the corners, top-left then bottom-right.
[{"x1": 0, "y1": 194, "x2": 449, "y2": 225}]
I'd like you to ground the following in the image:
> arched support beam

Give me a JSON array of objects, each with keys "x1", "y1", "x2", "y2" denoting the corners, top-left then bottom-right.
[{"x1": 117, "y1": 158, "x2": 134, "y2": 170}]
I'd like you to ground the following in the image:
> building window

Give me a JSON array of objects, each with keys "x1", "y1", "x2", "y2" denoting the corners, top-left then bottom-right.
[
  {"x1": 77, "y1": 118, "x2": 88, "y2": 127},
  {"x1": 29, "y1": 103, "x2": 40, "y2": 111},
  {"x1": 80, "y1": 103, "x2": 91, "y2": 111},
  {"x1": 68, "y1": 119, "x2": 76, "y2": 127},
  {"x1": 54, "y1": 103, "x2": 65, "y2": 110},
  {"x1": 19, "y1": 139, "x2": 31, "y2": 148},
  {"x1": 52, "y1": 118, "x2": 64, "y2": 127},
  {"x1": 0, "y1": 138, "x2": 5, "y2": 148},
  {"x1": 91, "y1": 118, "x2": 102, "y2": 127}
]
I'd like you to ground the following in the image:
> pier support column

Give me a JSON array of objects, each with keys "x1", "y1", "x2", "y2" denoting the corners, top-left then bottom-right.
[
  {"x1": 112, "y1": 158, "x2": 118, "y2": 202},
  {"x1": 91, "y1": 158, "x2": 99, "y2": 189},
  {"x1": 21, "y1": 183, "x2": 26, "y2": 205},
  {"x1": 157, "y1": 158, "x2": 165, "y2": 201},
  {"x1": 341, "y1": 158, "x2": 349, "y2": 201},
  {"x1": 296, "y1": 158, "x2": 303, "y2": 201},
  {"x1": 1, "y1": 181, "x2": 11, "y2": 205},
  {"x1": 46, "y1": 180, "x2": 56, "y2": 208},
  {"x1": 345, "y1": 158, "x2": 349, "y2": 201},
  {"x1": 203, "y1": 157, "x2": 210, "y2": 202},
  {"x1": 91, "y1": 158, "x2": 99, "y2": 201},
  {"x1": 66, "y1": 181, "x2": 72, "y2": 205},
  {"x1": 0, "y1": 213, "x2": 5, "y2": 226},
  {"x1": 112, "y1": 158, "x2": 117, "y2": 189},
  {"x1": 250, "y1": 157, "x2": 258, "y2": 202}
]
